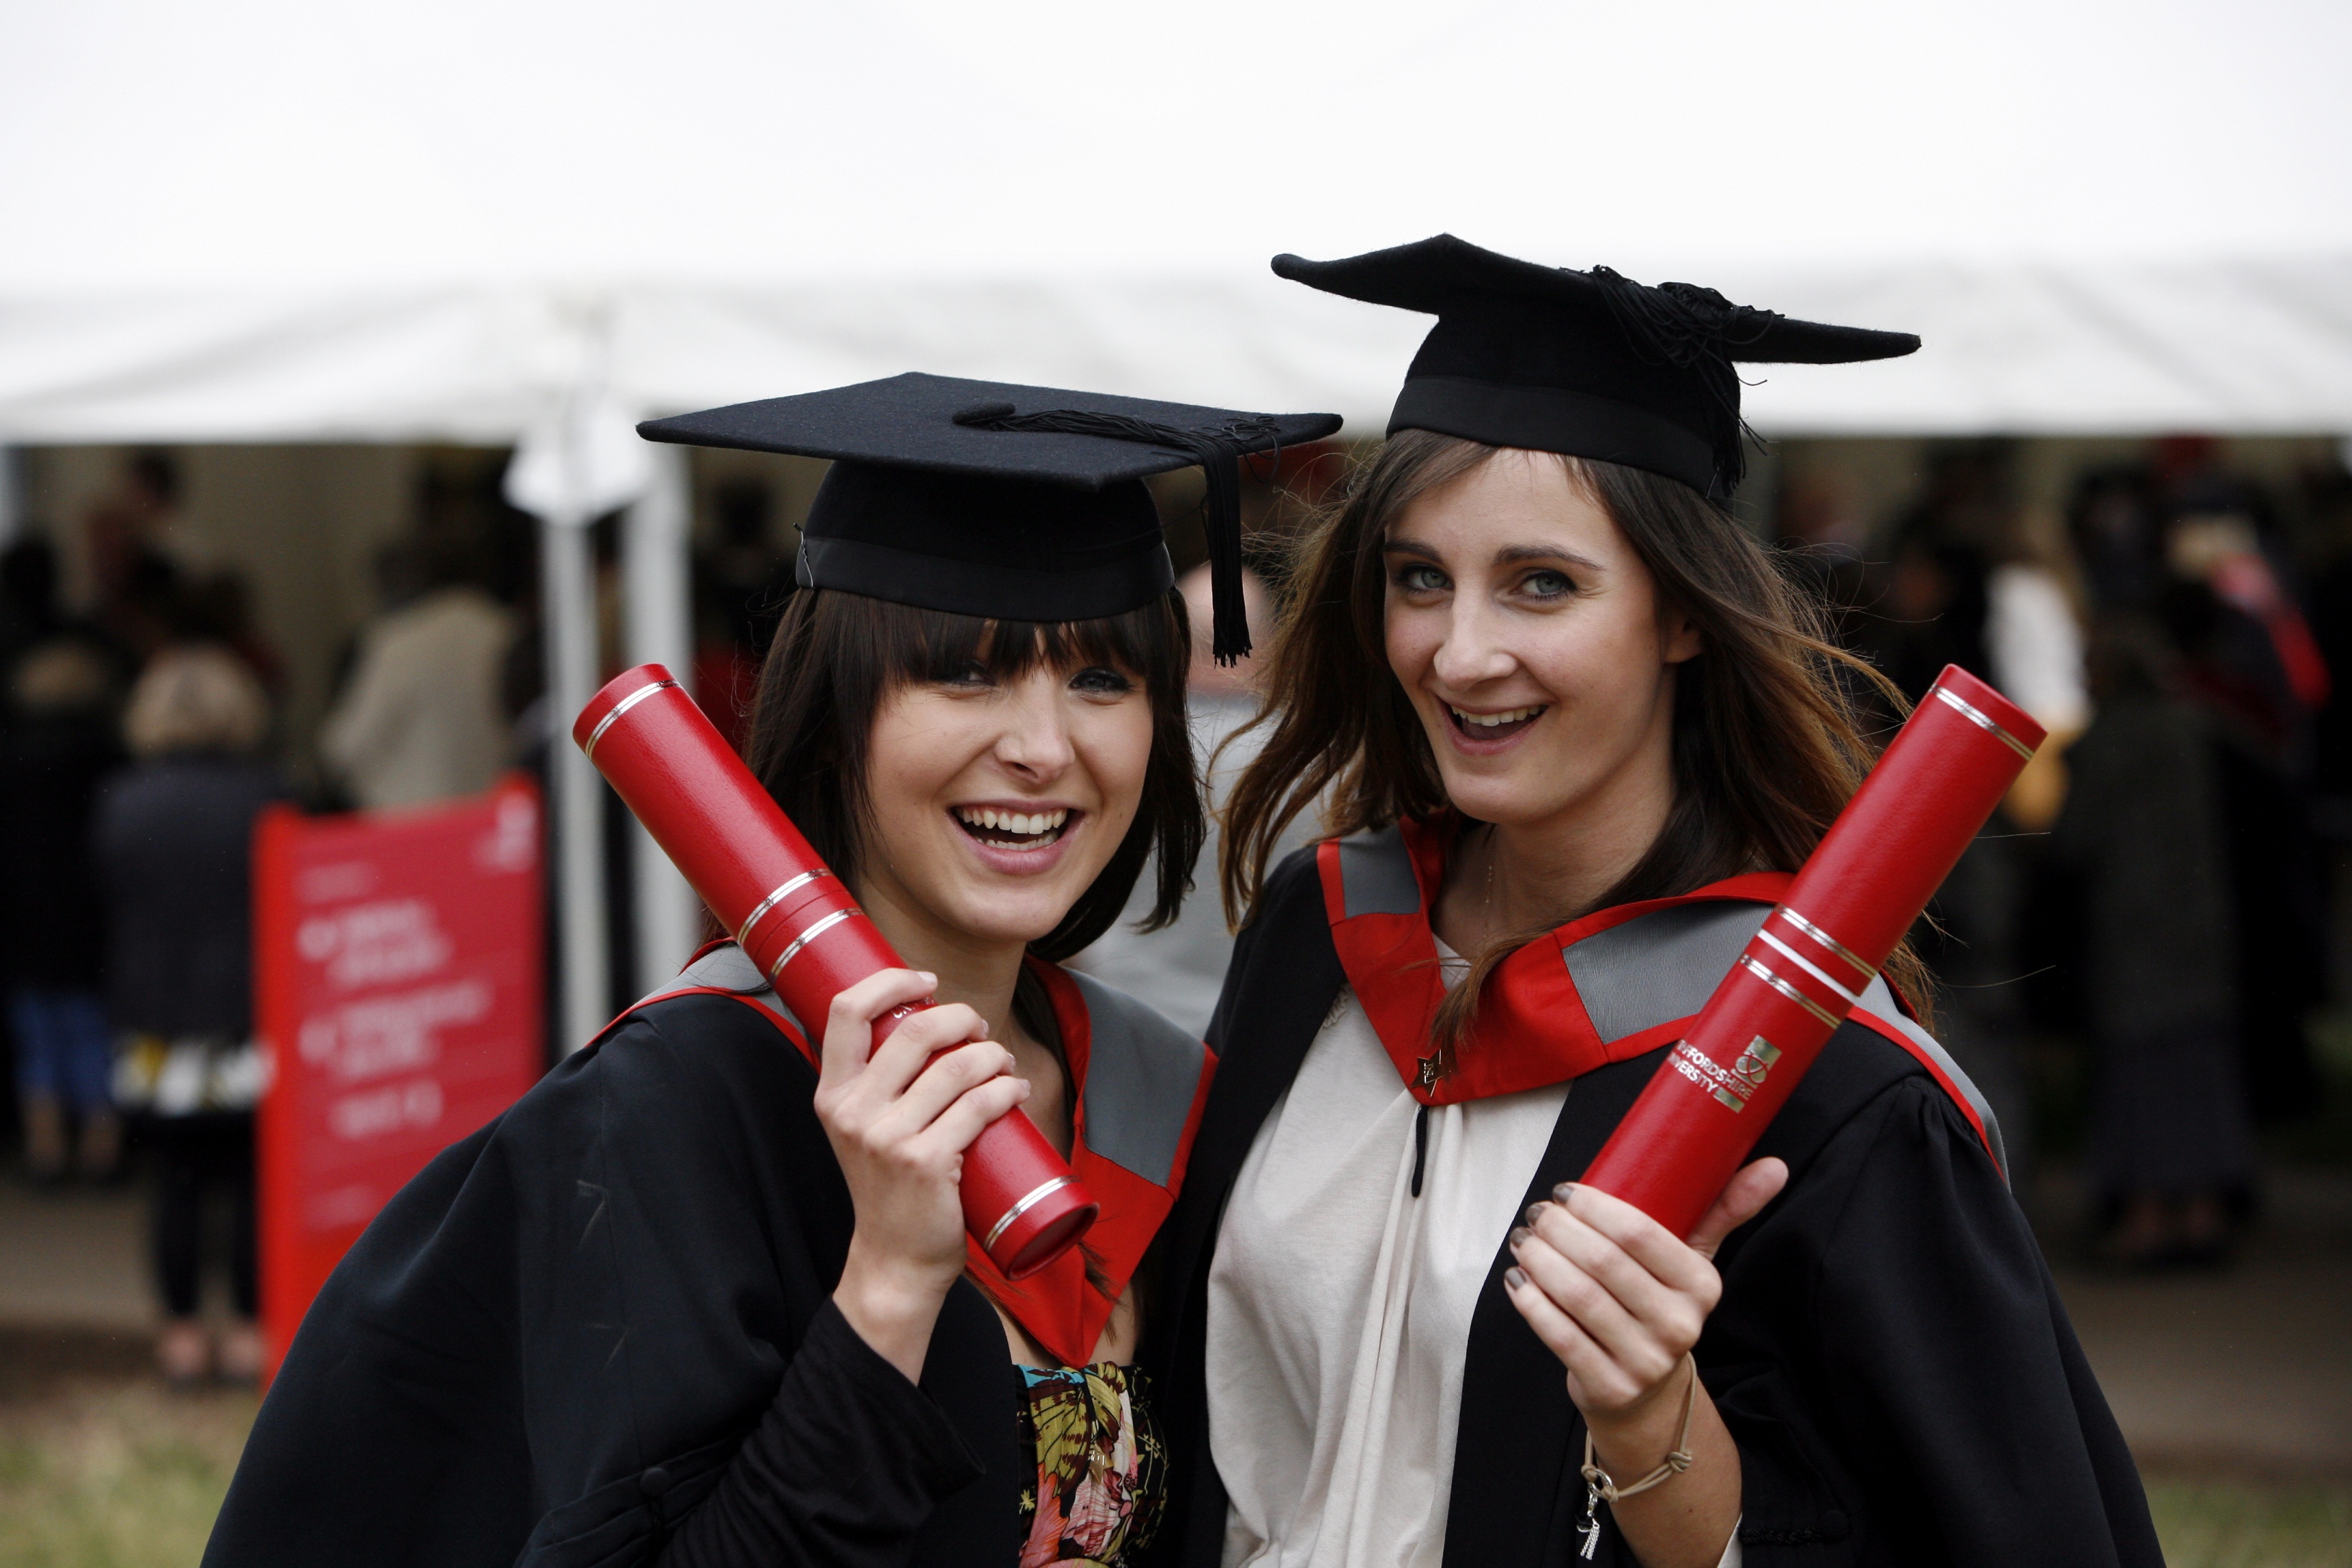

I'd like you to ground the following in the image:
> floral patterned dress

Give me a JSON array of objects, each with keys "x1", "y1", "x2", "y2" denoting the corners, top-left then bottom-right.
[{"x1": 1014, "y1": 1362, "x2": 1166, "y2": 1567}]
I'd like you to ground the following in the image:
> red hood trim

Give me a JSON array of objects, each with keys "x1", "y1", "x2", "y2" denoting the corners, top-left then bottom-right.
[
  {"x1": 1320, "y1": 815, "x2": 1790, "y2": 1104},
  {"x1": 607, "y1": 950, "x2": 1213, "y2": 1368}
]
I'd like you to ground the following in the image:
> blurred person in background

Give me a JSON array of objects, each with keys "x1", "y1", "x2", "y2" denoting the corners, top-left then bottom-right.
[
  {"x1": 0, "y1": 534, "x2": 71, "y2": 661},
  {"x1": 86, "y1": 450, "x2": 193, "y2": 663},
  {"x1": 2069, "y1": 462, "x2": 2166, "y2": 618},
  {"x1": 2050, "y1": 620, "x2": 2254, "y2": 1267},
  {"x1": 97, "y1": 644, "x2": 286, "y2": 1384},
  {"x1": 694, "y1": 477, "x2": 792, "y2": 753},
  {"x1": 1071, "y1": 562, "x2": 1317, "y2": 1037},
  {"x1": 0, "y1": 536, "x2": 128, "y2": 1184},
  {"x1": 2157, "y1": 442, "x2": 2328, "y2": 727},
  {"x1": 1770, "y1": 467, "x2": 1875, "y2": 638},
  {"x1": 2145, "y1": 443, "x2": 2330, "y2": 1124},
  {"x1": 2061, "y1": 443, "x2": 2328, "y2": 1131},
  {"x1": 2306, "y1": 456, "x2": 2352, "y2": 812},
  {"x1": 321, "y1": 540, "x2": 429, "y2": 738},
  {"x1": 180, "y1": 569, "x2": 289, "y2": 704},
  {"x1": 321, "y1": 523, "x2": 516, "y2": 808},
  {"x1": 1874, "y1": 443, "x2": 2091, "y2": 786},
  {"x1": 1865, "y1": 444, "x2": 2088, "y2": 1190}
]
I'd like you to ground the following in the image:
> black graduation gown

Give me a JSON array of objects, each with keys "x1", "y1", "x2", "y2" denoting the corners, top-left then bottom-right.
[
  {"x1": 206, "y1": 946, "x2": 1210, "y2": 1568},
  {"x1": 205, "y1": 991, "x2": 1012, "y2": 1568},
  {"x1": 1142, "y1": 848, "x2": 2163, "y2": 1568}
]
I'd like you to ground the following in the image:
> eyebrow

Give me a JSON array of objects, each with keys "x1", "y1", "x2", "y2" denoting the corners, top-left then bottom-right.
[
  {"x1": 1383, "y1": 536, "x2": 1607, "y2": 576},
  {"x1": 1497, "y1": 543, "x2": 1606, "y2": 574}
]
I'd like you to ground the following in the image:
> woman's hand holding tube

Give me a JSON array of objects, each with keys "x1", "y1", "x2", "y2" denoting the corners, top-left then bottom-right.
[
  {"x1": 818, "y1": 969, "x2": 1030, "y2": 1382},
  {"x1": 1503, "y1": 1157, "x2": 1788, "y2": 1568}
]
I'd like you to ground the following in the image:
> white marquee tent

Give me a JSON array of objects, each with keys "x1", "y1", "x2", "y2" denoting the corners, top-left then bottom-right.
[{"x1": 4, "y1": 0, "x2": 2349, "y2": 1044}]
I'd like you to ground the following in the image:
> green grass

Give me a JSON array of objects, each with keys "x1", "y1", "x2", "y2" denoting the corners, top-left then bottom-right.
[
  {"x1": 0, "y1": 1378, "x2": 256, "y2": 1568},
  {"x1": 2147, "y1": 1475, "x2": 2352, "y2": 1568}
]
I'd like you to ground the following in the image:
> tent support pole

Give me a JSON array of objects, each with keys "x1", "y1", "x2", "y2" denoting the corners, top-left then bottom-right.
[
  {"x1": 622, "y1": 444, "x2": 701, "y2": 989},
  {"x1": 543, "y1": 508, "x2": 609, "y2": 1053}
]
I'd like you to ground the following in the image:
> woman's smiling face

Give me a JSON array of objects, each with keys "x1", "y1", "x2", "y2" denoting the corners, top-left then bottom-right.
[
  {"x1": 1383, "y1": 449, "x2": 1700, "y2": 837},
  {"x1": 857, "y1": 639, "x2": 1154, "y2": 953}
]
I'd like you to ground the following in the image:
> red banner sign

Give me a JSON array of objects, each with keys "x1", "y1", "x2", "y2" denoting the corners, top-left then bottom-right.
[{"x1": 254, "y1": 776, "x2": 545, "y2": 1380}]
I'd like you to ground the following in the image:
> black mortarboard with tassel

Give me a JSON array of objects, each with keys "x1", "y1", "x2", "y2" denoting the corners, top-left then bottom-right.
[
  {"x1": 638, "y1": 372, "x2": 1340, "y2": 663},
  {"x1": 1273, "y1": 235, "x2": 1918, "y2": 502}
]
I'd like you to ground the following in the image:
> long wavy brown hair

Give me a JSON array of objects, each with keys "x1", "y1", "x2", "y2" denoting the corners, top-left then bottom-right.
[{"x1": 1221, "y1": 429, "x2": 1933, "y2": 1040}]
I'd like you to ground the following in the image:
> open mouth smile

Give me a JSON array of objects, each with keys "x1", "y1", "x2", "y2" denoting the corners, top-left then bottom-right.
[
  {"x1": 951, "y1": 805, "x2": 1074, "y2": 851},
  {"x1": 1447, "y1": 704, "x2": 1546, "y2": 741}
]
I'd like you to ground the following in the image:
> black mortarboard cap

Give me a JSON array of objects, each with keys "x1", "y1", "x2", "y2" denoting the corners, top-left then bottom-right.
[
  {"x1": 1273, "y1": 235, "x2": 1919, "y2": 501},
  {"x1": 639, "y1": 373, "x2": 1340, "y2": 662}
]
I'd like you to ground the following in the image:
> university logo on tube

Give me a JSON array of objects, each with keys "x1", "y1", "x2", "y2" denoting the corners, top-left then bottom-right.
[{"x1": 1669, "y1": 1035, "x2": 1783, "y2": 1114}]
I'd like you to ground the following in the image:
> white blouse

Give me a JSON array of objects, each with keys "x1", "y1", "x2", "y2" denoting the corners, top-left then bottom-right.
[{"x1": 1206, "y1": 955, "x2": 1739, "y2": 1568}]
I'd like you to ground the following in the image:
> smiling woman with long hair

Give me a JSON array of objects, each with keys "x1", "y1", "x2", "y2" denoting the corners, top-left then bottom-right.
[
  {"x1": 1141, "y1": 239, "x2": 2160, "y2": 1568},
  {"x1": 204, "y1": 376, "x2": 1338, "y2": 1568}
]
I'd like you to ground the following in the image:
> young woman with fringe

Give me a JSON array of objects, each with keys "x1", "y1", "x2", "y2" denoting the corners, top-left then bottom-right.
[{"x1": 207, "y1": 375, "x2": 1340, "y2": 1568}]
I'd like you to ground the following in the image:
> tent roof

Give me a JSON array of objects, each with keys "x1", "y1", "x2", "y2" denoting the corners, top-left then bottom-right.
[{"x1": 4, "y1": 0, "x2": 2349, "y2": 442}]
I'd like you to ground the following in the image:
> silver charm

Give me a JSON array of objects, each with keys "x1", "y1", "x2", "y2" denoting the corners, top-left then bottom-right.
[{"x1": 1579, "y1": 1480, "x2": 1602, "y2": 1559}]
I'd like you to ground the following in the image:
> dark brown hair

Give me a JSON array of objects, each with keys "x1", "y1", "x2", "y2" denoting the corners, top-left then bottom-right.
[
  {"x1": 743, "y1": 586, "x2": 1203, "y2": 963},
  {"x1": 1222, "y1": 429, "x2": 1932, "y2": 1037}
]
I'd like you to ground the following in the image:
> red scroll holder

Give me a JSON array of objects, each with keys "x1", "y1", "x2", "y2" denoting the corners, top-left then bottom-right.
[
  {"x1": 1581, "y1": 665, "x2": 2045, "y2": 1238},
  {"x1": 574, "y1": 665, "x2": 1099, "y2": 1279}
]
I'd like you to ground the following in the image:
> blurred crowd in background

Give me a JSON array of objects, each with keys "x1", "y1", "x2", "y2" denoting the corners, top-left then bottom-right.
[
  {"x1": 1, "y1": 430, "x2": 2348, "y2": 1378},
  {"x1": 0, "y1": 451, "x2": 537, "y2": 1382},
  {"x1": 1775, "y1": 434, "x2": 2346, "y2": 1269},
  {"x1": 0, "y1": 457, "x2": 289, "y2": 1381}
]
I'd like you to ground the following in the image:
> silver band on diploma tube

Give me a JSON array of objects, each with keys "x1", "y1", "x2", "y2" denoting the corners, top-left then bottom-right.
[
  {"x1": 767, "y1": 908, "x2": 854, "y2": 982},
  {"x1": 1773, "y1": 905, "x2": 1875, "y2": 986},
  {"x1": 1738, "y1": 954, "x2": 1842, "y2": 1030},
  {"x1": 737, "y1": 869, "x2": 834, "y2": 948},
  {"x1": 1755, "y1": 928, "x2": 1865, "y2": 1007},
  {"x1": 1933, "y1": 683, "x2": 2035, "y2": 762},
  {"x1": 983, "y1": 1175, "x2": 1078, "y2": 1253},
  {"x1": 582, "y1": 679, "x2": 678, "y2": 762}
]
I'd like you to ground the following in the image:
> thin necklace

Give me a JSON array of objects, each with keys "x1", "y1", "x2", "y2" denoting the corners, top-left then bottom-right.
[{"x1": 1483, "y1": 823, "x2": 1498, "y2": 939}]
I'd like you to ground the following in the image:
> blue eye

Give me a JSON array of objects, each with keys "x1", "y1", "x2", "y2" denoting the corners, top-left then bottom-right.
[
  {"x1": 1395, "y1": 564, "x2": 1448, "y2": 593},
  {"x1": 1070, "y1": 666, "x2": 1134, "y2": 695},
  {"x1": 940, "y1": 659, "x2": 992, "y2": 687},
  {"x1": 1523, "y1": 570, "x2": 1575, "y2": 597}
]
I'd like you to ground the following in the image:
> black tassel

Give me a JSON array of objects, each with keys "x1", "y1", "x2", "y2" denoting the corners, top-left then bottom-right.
[
  {"x1": 1590, "y1": 266, "x2": 1779, "y2": 502},
  {"x1": 952, "y1": 403, "x2": 1279, "y2": 664},
  {"x1": 1198, "y1": 437, "x2": 1253, "y2": 666}
]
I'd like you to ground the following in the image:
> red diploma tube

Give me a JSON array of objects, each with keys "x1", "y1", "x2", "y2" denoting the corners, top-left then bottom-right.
[
  {"x1": 573, "y1": 665, "x2": 1099, "y2": 1279},
  {"x1": 1581, "y1": 666, "x2": 2045, "y2": 1238}
]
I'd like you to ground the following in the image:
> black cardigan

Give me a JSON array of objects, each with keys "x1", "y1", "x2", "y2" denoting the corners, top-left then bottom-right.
[
  {"x1": 1140, "y1": 848, "x2": 2162, "y2": 1568},
  {"x1": 94, "y1": 754, "x2": 286, "y2": 1037},
  {"x1": 205, "y1": 993, "x2": 1024, "y2": 1568}
]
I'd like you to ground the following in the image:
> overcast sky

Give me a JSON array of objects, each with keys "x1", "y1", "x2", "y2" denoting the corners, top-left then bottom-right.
[{"x1": 4, "y1": 0, "x2": 2348, "y2": 287}]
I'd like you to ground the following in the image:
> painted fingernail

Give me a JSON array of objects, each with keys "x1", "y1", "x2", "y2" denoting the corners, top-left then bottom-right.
[
  {"x1": 1504, "y1": 1266, "x2": 1529, "y2": 1290},
  {"x1": 1551, "y1": 1182, "x2": 1577, "y2": 1204},
  {"x1": 1526, "y1": 1202, "x2": 1547, "y2": 1227},
  {"x1": 1508, "y1": 1226, "x2": 1531, "y2": 1248}
]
